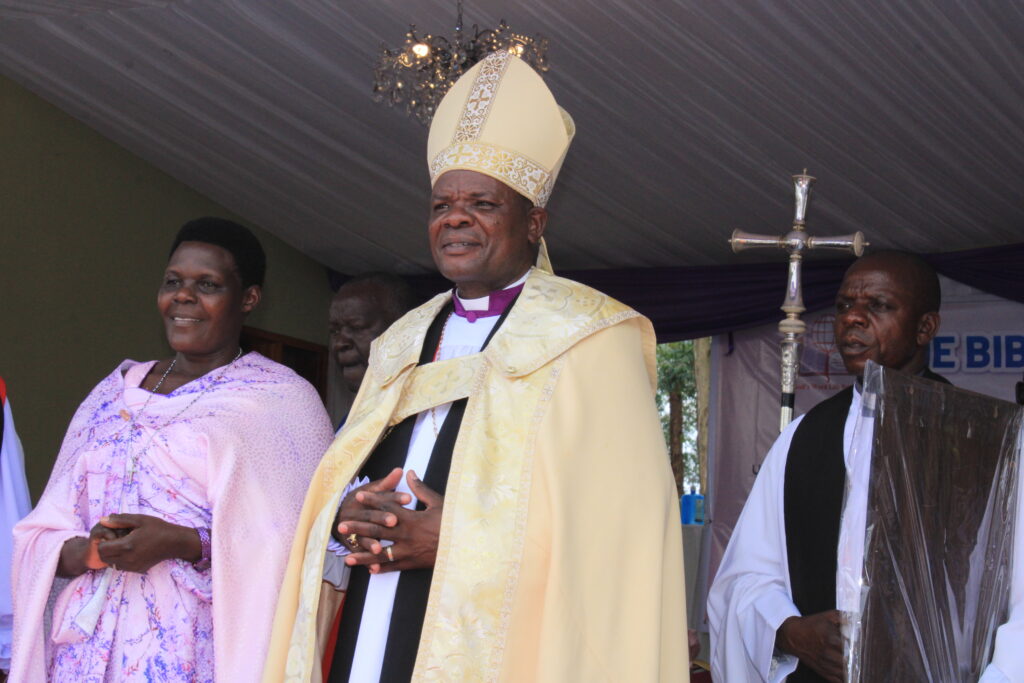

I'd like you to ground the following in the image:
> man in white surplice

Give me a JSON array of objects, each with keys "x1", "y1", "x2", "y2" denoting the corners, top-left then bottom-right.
[
  {"x1": 708, "y1": 251, "x2": 1024, "y2": 683},
  {"x1": 1, "y1": 377, "x2": 31, "y2": 674}
]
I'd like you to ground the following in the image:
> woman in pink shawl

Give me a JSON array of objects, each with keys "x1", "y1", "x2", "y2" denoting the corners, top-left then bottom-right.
[{"x1": 10, "y1": 218, "x2": 333, "y2": 682}]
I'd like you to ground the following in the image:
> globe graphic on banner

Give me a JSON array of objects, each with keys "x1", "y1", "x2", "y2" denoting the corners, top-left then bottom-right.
[{"x1": 805, "y1": 314, "x2": 839, "y2": 378}]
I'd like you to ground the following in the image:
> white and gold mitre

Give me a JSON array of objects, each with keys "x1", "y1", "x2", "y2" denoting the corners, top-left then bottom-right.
[{"x1": 427, "y1": 50, "x2": 575, "y2": 208}]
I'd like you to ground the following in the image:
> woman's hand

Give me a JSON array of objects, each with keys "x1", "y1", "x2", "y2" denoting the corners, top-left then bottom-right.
[
  {"x1": 93, "y1": 514, "x2": 202, "y2": 573},
  {"x1": 55, "y1": 520, "x2": 132, "y2": 577},
  {"x1": 56, "y1": 536, "x2": 106, "y2": 578}
]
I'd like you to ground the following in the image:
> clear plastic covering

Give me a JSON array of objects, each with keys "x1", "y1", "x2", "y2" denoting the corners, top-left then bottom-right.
[{"x1": 842, "y1": 362, "x2": 1022, "y2": 681}]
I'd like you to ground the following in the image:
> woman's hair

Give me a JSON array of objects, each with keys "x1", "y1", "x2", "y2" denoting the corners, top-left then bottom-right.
[{"x1": 169, "y1": 217, "x2": 267, "y2": 288}]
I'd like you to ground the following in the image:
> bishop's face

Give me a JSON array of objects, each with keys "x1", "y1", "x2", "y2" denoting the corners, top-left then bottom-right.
[{"x1": 428, "y1": 170, "x2": 546, "y2": 299}]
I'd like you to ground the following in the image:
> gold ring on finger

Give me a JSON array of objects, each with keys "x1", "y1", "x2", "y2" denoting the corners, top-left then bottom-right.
[
  {"x1": 385, "y1": 546, "x2": 395, "y2": 562},
  {"x1": 346, "y1": 533, "x2": 359, "y2": 550}
]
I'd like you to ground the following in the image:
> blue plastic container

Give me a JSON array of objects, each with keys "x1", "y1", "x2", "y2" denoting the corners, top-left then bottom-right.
[{"x1": 680, "y1": 486, "x2": 704, "y2": 525}]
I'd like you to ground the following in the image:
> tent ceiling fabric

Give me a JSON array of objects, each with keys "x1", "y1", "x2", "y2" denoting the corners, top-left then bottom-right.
[{"x1": 2, "y1": 0, "x2": 1023, "y2": 274}]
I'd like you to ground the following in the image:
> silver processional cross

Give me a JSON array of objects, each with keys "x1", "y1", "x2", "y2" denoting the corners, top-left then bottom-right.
[{"x1": 730, "y1": 171, "x2": 868, "y2": 432}]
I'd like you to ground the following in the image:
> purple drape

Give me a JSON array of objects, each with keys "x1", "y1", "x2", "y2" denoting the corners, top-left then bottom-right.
[
  {"x1": 566, "y1": 243, "x2": 1024, "y2": 342},
  {"x1": 331, "y1": 243, "x2": 1024, "y2": 343}
]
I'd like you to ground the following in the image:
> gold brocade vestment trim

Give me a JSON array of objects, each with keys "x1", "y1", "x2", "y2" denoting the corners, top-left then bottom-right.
[{"x1": 271, "y1": 268, "x2": 647, "y2": 682}]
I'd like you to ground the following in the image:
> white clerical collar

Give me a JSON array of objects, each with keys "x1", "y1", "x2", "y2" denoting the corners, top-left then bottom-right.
[{"x1": 455, "y1": 271, "x2": 530, "y2": 311}]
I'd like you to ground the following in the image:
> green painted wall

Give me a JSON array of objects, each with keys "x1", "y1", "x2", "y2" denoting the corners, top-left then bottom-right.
[{"x1": 0, "y1": 75, "x2": 333, "y2": 499}]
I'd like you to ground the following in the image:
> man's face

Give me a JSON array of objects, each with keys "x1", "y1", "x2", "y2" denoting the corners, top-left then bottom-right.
[
  {"x1": 329, "y1": 284, "x2": 394, "y2": 393},
  {"x1": 429, "y1": 170, "x2": 546, "y2": 299},
  {"x1": 833, "y1": 263, "x2": 935, "y2": 377}
]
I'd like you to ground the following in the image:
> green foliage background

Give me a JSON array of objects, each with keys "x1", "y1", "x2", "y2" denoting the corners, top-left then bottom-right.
[{"x1": 656, "y1": 340, "x2": 700, "y2": 492}]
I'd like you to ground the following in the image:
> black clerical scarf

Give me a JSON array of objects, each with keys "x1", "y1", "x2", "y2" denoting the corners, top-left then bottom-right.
[
  {"x1": 782, "y1": 368, "x2": 949, "y2": 683},
  {"x1": 329, "y1": 298, "x2": 515, "y2": 683}
]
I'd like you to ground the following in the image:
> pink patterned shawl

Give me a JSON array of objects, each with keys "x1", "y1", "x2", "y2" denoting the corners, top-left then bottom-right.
[{"x1": 10, "y1": 352, "x2": 333, "y2": 681}]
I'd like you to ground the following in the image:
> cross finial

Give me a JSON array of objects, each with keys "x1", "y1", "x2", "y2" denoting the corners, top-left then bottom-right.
[{"x1": 729, "y1": 171, "x2": 869, "y2": 430}]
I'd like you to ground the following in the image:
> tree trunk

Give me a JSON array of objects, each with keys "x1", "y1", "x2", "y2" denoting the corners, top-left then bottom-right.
[
  {"x1": 694, "y1": 336, "x2": 711, "y2": 495},
  {"x1": 668, "y1": 390, "x2": 684, "y2": 494}
]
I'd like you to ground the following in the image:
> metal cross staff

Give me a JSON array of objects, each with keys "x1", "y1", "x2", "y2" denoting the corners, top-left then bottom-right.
[{"x1": 730, "y1": 171, "x2": 868, "y2": 432}]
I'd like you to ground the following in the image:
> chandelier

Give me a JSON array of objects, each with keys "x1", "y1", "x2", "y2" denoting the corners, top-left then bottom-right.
[{"x1": 372, "y1": 1, "x2": 549, "y2": 125}]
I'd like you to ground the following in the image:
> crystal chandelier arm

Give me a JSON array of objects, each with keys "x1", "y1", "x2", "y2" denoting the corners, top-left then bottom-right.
[{"x1": 371, "y1": 3, "x2": 550, "y2": 125}]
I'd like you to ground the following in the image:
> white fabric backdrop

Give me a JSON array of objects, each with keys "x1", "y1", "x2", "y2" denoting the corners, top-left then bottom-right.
[{"x1": 2, "y1": 1, "x2": 1022, "y2": 274}]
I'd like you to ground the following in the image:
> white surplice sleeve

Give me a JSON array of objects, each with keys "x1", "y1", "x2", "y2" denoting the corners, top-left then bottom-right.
[
  {"x1": 979, "y1": 441, "x2": 1024, "y2": 683},
  {"x1": 1, "y1": 395, "x2": 31, "y2": 672},
  {"x1": 708, "y1": 417, "x2": 804, "y2": 683}
]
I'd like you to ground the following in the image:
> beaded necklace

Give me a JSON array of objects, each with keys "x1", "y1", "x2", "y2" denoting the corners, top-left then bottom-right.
[
  {"x1": 121, "y1": 348, "x2": 243, "y2": 489},
  {"x1": 428, "y1": 314, "x2": 453, "y2": 438}
]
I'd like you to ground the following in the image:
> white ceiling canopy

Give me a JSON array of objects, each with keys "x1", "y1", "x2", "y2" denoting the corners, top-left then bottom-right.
[{"x1": 3, "y1": 0, "x2": 1023, "y2": 275}]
